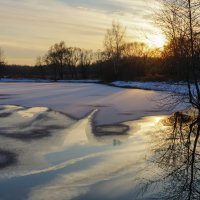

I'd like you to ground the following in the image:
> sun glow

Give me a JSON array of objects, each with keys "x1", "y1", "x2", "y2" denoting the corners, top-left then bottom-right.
[{"x1": 146, "y1": 34, "x2": 166, "y2": 49}]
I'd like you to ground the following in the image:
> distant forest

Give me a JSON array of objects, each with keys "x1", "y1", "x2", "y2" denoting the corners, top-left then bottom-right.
[
  {"x1": 1, "y1": 0, "x2": 200, "y2": 82},
  {"x1": 0, "y1": 38, "x2": 167, "y2": 82},
  {"x1": 0, "y1": 34, "x2": 188, "y2": 82}
]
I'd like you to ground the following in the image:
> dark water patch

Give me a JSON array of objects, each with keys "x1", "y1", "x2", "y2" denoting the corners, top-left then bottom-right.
[
  {"x1": 0, "y1": 107, "x2": 5, "y2": 111},
  {"x1": 92, "y1": 105, "x2": 111, "y2": 108},
  {"x1": 2, "y1": 130, "x2": 51, "y2": 141},
  {"x1": 91, "y1": 110, "x2": 130, "y2": 136},
  {"x1": 79, "y1": 104, "x2": 111, "y2": 108},
  {"x1": 0, "y1": 94, "x2": 13, "y2": 100},
  {"x1": 0, "y1": 126, "x2": 65, "y2": 142},
  {"x1": 118, "y1": 112, "x2": 134, "y2": 116},
  {"x1": 94, "y1": 124, "x2": 129, "y2": 136},
  {"x1": 0, "y1": 112, "x2": 12, "y2": 118},
  {"x1": 0, "y1": 94, "x2": 12, "y2": 97},
  {"x1": 0, "y1": 149, "x2": 17, "y2": 169},
  {"x1": 0, "y1": 105, "x2": 75, "y2": 142},
  {"x1": 0, "y1": 97, "x2": 10, "y2": 100}
]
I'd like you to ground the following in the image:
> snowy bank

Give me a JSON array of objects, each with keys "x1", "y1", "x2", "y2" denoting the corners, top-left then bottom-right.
[
  {"x1": 0, "y1": 78, "x2": 196, "y2": 95},
  {"x1": 111, "y1": 81, "x2": 190, "y2": 94},
  {"x1": 0, "y1": 78, "x2": 100, "y2": 83}
]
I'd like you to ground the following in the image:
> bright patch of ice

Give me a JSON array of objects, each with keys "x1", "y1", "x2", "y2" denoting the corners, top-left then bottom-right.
[
  {"x1": 0, "y1": 155, "x2": 7, "y2": 163},
  {"x1": 17, "y1": 107, "x2": 48, "y2": 118}
]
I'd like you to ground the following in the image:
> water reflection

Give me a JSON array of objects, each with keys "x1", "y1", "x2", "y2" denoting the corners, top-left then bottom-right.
[{"x1": 146, "y1": 109, "x2": 200, "y2": 200}]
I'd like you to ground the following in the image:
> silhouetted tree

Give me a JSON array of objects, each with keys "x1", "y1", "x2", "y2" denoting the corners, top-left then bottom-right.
[
  {"x1": 79, "y1": 49, "x2": 93, "y2": 79},
  {"x1": 44, "y1": 41, "x2": 68, "y2": 80},
  {"x1": 93, "y1": 50, "x2": 107, "y2": 79},
  {"x1": 157, "y1": 0, "x2": 200, "y2": 83},
  {"x1": 104, "y1": 21, "x2": 126, "y2": 79},
  {"x1": 66, "y1": 47, "x2": 81, "y2": 79},
  {"x1": 35, "y1": 56, "x2": 45, "y2": 79},
  {"x1": 0, "y1": 48, "x2": 6, "y2": 79}
]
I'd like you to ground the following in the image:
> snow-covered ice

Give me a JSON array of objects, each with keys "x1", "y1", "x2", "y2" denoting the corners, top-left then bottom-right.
[
  {"x1": 112, "y1": 81, "x2": 190, "y2": 94},
  {"x1": 0, "y1": 82, "x2": 184, "y2": 125},
  {"x1": 0, "y1": 78, "x2": 196, "y2": 95}
]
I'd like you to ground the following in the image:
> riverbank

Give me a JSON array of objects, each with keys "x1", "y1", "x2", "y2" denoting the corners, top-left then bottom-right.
[{"x1": 0, "y1": 78, "x2": 193, "y2": 94}]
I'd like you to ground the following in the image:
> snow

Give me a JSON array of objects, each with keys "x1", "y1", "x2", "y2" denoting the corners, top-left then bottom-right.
[
  {"x1": 0, "y1": 78, "x2": 195, "y2": 95},
  {"x1": 112, "y1": 81, "x2": 189, "y2": 94},
  {"x1": 0, "y1": 82, "x2": 185, "y2": 125},
  {"x1": 58, "y1": 80, "x2": 100, "y2": 83}
]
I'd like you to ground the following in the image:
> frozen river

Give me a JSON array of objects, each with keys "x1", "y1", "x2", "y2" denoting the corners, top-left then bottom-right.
[
  {"x1": 0, "y1": 82, "x2": 181, "y2": 124},
  {"x1": 0, "y1": 83, "x2": 188, "y2": 200}
]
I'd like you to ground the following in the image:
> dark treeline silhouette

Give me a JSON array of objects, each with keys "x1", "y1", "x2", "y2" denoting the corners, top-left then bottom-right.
[
  {"x1": 0, "y1": 48, "x2": 6, "y2": 79},
  {"x1": 0, "y1": 21, "x2": 193, "y2": 82},
  {"x1": 0, "y1": 43, "x2": 169, "y2": 82}
]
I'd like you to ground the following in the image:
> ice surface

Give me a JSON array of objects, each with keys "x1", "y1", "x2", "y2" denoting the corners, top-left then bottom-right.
[
  {"x1": 112, "y1": 81, "x2": 194, "y2": 94},
  {"x1": 0, "y1": 82, "x2": 184, "y2": 125},
  {"x1": 0, "y1": 103, "x2": 167, "y2": 200},
  {"x1": 0, "y1": 78, "x2": 195, "y2": 94},
  {"x1": 0, "y1": 82, "x2": 188, "y2": 199}
]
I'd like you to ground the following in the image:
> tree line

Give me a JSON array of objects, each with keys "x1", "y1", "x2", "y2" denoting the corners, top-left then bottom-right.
[
  {"x1": 2, "y1": 22, "x2": 163, "y2": 81},
  {"x1": 0, "y1": 27, "x2": 166, "y2": 82}
]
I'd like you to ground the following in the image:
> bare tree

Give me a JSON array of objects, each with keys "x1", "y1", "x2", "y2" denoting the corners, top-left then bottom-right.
[
  {"x1": 157, "y1": 0, "x2": 200, "y2": 101},
  {"x1": 93, "y1": 50, "x2": 107, "y2": 79},
  {"x1": 79, "y1": 49, "x2": 93, "y2": 79},
  {"x1": 0, "y1": 48, "x2": 6, "y2": 79},
  {"x1": 66, "y1": 47, "x2": 81, "y2": 79},
  {"x1": 123, "y1": 42, "x2": 149, "y2": 58},
  {"x1": 35, "y1": 56, "x2": 45, "y2": 79},
  {"x1": 44, "y1": 41, "x2": 68, "y2": 80},
  {"x1": 104, "y1": 21, "x2": 126, "y2": 78},
  {"x1": 186, "y1": 0, "x2": 200, "y2": 106}
]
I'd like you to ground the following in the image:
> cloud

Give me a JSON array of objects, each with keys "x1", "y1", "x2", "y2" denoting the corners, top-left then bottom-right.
[{"x1": 0, "y1": 0, "x2": 160, "y2": 65}]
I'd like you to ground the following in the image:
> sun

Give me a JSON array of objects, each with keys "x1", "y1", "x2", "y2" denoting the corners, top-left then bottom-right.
[{"x1": 146, "y1": 34, "x2": 166, "y2": 49}]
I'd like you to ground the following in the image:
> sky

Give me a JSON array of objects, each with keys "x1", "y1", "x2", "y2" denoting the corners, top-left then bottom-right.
[{"x1": 0, "y1": 0, "x2": 162, "y2": 65}]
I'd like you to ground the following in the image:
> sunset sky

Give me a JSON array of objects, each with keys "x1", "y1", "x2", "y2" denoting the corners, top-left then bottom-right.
[{"x1": 0, "y1": 0, "x2": 163, "y2": 65}]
